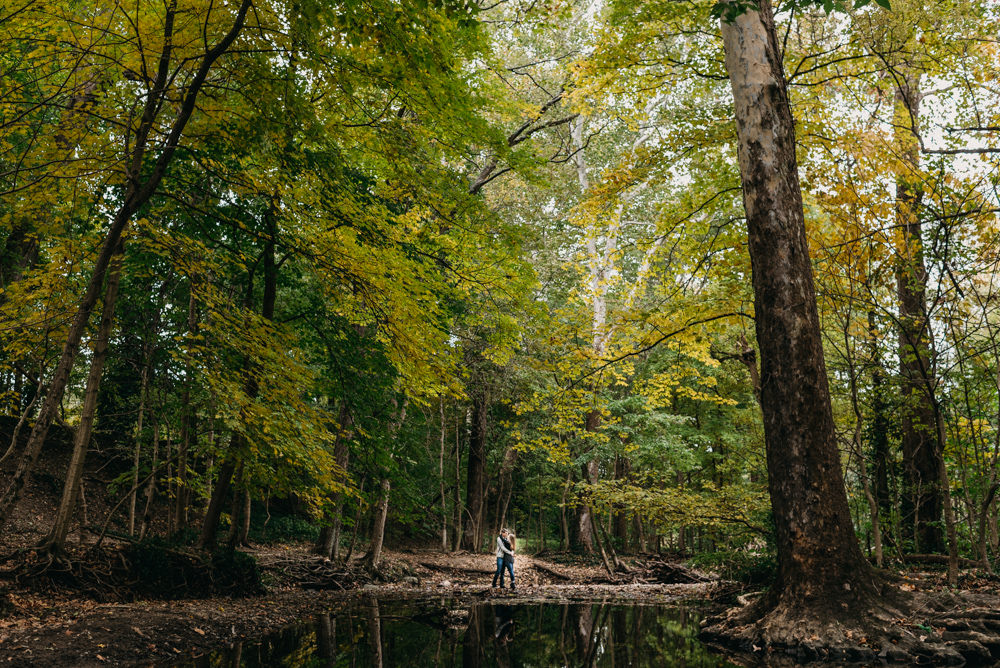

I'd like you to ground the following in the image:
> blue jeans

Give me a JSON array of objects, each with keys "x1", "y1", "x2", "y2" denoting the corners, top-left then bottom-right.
[{"x1": 492, "y1": 557, "x2": 515, "y2": 587}]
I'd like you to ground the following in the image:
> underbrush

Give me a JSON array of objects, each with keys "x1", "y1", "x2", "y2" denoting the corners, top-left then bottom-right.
[
  {"x1": 249, "y1": 513, "x2": 320, "y2": 544},
  {"x1": 2, "y1": 541, "x2": 263, "y2": 602},
  {"x1": 689, "y1": 549, "x2": 776, "y2": 585}
]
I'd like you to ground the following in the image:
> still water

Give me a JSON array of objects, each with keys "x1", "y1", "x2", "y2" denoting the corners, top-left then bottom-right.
[{"x1": 175, "y1": 599, "x2": 736, "y2": 667}]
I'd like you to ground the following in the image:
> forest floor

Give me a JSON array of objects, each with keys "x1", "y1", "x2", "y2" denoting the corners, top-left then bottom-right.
[{"x1": 0, "y1": 543, "x2": 725, "y2": 667}]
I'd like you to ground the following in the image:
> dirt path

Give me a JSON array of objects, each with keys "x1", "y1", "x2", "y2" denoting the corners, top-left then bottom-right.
[{"x1": 0, "y1": 546, "x2": 718, "y2": 667}]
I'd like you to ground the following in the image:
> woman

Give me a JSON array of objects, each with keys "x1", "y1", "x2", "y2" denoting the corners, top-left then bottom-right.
[
  {"x1": 492, "y1": 528, "x2": 516, "y2": 589},
  {"x1": 505, "y1": 532, "x2": 516, "y2": 590}
]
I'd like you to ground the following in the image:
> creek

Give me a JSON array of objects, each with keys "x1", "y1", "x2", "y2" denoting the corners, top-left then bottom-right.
[{"x1": 170, "y1": 598, "x2": 737, "y2": 667}]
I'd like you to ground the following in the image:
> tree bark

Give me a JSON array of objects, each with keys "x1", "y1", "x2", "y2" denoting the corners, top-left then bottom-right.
[
  {"x1": 128, "y1": 358, "x2": 150, "y2": 536},
  {"x1": 316, "y1": 403, "x2": 352, "y2": 559},
  {"x1": 868, "y1": 311, "x2": 895, "y2": 548},
  {"x1": 612, "y1": 455, "x2": 629, "y2": 547},
  {"x1": 138, "y1": 421, "x2": 160, "y2": 540},
  {"x1": 704, "y1": 0, "x2": 880, "y2": 644},
  {"x1": 461, "y1": 392, "x2": 488, "y2": 551},
  {"x1": 439, "y1": 396, "x2": 448, "y2": 551},
  {"x1": 174, "y1": 286, "x2": 198, "y2": 531},
  {"x1": 43, "y1": 243, "x2": 124, "y2": 553},
  {"x1": 362, "y1": 398, "x2": 406, "y2": 570},
  {"x1": 452, "y1": 405, "x2": 463, "y2": 550},
  {"x1": 571, "y1": 410, "x2": 600, "y2": 554},
  {"x1": 198, "y1": 454, "x2": 237, "y2": 549},
  {"x1": 893, "y1": 74, "x2": 945, "y2": 555},
  {"x1": 363, "y1": 478, "x2": 391, "y2": 571}
]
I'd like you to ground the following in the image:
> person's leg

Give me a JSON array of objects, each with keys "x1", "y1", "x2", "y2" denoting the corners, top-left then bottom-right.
[
  {"x1": 505, "y1": 560, "x2": 515, "y2": 589},
  {"x1": 493, "y1": 557, "x2": 503, "y2": 587}
]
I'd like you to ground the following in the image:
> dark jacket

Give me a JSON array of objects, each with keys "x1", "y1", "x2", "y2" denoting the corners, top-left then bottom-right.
[{"x1": 500, "y1": 536, "x2": 514, "y2": 565}]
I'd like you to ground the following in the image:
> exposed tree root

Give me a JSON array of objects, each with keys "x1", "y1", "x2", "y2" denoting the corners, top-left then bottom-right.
[
  {"x1": 701, "y1": 584, "x2": 1000, "y2": 666},
  {"x1": 531, "y1": 562, "x2": 572, "y2": 581},
  {"x1": 261, "y1": 554, "x2": 372, "y2": 590},
  {"x1": 904, "y1": 554, "x2": 985, "y2": 569},
  {"x1": 639, "y1": 557, "x2": 715, "y2": 584}
]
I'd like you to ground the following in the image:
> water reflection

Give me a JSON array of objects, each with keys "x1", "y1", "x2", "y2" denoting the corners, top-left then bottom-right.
[{"x1": 174, "y1": 599, "x2": 735, "y2": 667}]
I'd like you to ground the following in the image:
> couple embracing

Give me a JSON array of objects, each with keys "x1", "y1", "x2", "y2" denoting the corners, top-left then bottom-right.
[{"x1": 492, "y1": 528, "x2": 516, "y2": 590}]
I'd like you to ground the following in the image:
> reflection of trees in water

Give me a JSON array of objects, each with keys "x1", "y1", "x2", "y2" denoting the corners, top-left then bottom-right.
[
  {"x1": 193, "y1": 601, "x2": 730, "y2": 667},
  {"x1": 462, "y1": 604, "x2": 484, "y2": 668},
  {"x1": 316, "y1": 613, "x2": 334, "y2": 666},
  {"x1": 367, "y1": 598, "x2": 383, "y2": 668}
]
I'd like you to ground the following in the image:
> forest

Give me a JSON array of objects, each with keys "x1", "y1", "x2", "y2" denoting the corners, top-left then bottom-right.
[{"x1": 1, "y1": 0, "x2": 1000, "y2": 665}]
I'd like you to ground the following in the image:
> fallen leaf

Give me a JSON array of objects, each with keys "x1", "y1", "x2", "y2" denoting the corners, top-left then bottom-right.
[{"x1": 193, "y1": 628, "x2": 205, "y2": 635}]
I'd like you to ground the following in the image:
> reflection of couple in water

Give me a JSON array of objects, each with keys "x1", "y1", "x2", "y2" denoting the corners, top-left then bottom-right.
[{"x1": 493, "y1": 604, "x2": 515, "y2": 646}]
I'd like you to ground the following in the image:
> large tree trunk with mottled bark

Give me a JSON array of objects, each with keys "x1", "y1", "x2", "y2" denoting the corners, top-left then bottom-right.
[
  {"x1": 702, "y1": 0, "x2": 887, "y2": 655},
  {"x1": 701, "y1": 3, "x2": 995, "y2": 663}
]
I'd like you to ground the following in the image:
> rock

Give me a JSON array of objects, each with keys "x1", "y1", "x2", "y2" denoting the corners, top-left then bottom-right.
[
  {"x1": 439, "y1": 580, "x2": 452, "y2": 587},
  {"x1": 402, "y1": 576, "x2": 419, "y2": 586}
]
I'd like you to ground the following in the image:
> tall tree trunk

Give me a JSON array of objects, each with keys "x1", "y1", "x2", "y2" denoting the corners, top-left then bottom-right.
[
  {"x1": 226, "y1": 461, "x2": 251, "y2": 548},
  {"x1": 612, "y1": 455, "x2": 629, "y2": 547},
  {"x1": 932, "y1": 401, "x2": 960, "y2": 585},
  {"x1": 452, "y1": 406, "x2": 463, "y2": 551},
  {"x1": 198, "y1": 449, "x2": 237, "y2": 549},
  {"x1": 452, "y1": 406, "x2": 463, "y2": 550},
  {"x1": 560, "y1": 472, "x2": 571, "y2": 551},
  {"x1": 364, "y1": 478, "x2": 391, "y2": 571},
  {"x1": 868, "y1": 311, "x2": 895, "y2": 548},
  {"x1": 461, "y1": 393, "x2": 488, "y2": 551},
  {"x1": 893, "y1": 74, "x2": 945, "y2": 555},
  {"x1": 43, "y1": 244, "x2": 125, "y2": 553},
  {"x1": 174, "y1": 286, "x2": 198, "y2": 531},
  {"x1": 316, "y1": 403, "x2": 352, "y2": 559},
  {"x1": 704, "y1": 0, "x2": 880, "y2": 646},
  {"x1": 571, "y1": 411, "x2": 600, "y2": 554},
  {"x1": 138, "y1": 422, "x2": 160, "y2": 540},
  {"x1": 495, "y1": 446, "x2": 516, "y2": 533},
  {"x1": 439, "y1": 396, "x2": 448, "y2": 551},
  {"x1": 129, "y1": 362, "x2": 150, "y2": 536},
  {"x1": 362, "y1": 398, "x2": 406, "y2": 570}
]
